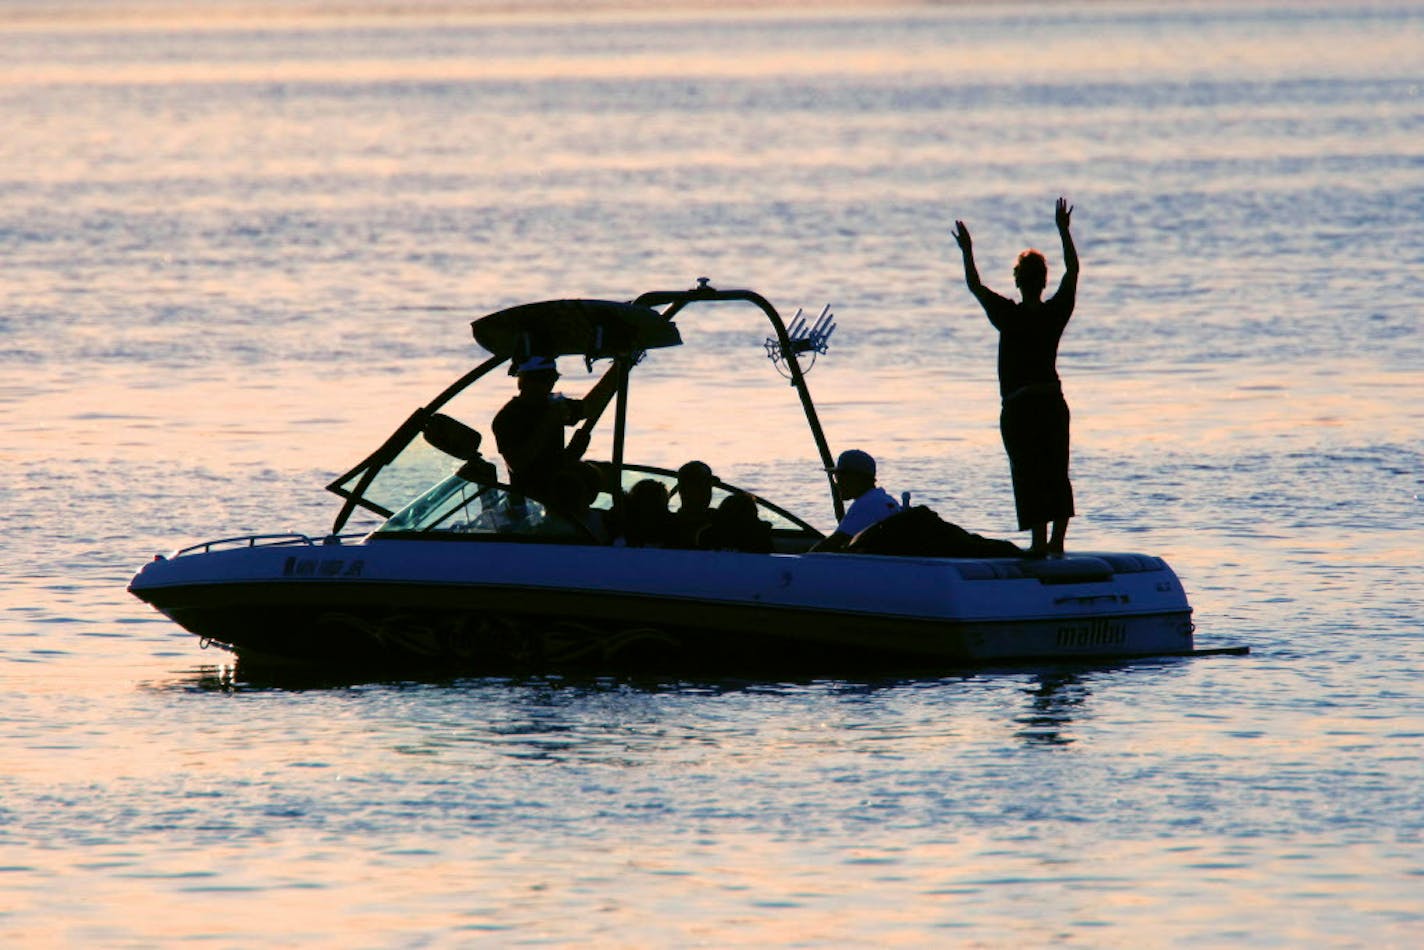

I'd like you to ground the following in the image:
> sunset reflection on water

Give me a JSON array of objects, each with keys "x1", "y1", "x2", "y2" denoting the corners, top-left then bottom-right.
[{"x1": 3, "y1": 0, "x2": 1422, "y2": 945}]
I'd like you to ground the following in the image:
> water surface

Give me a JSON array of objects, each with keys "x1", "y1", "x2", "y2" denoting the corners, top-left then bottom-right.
[{"x1": 2, "y1": 1, "x2": 1422, "y2": 944}]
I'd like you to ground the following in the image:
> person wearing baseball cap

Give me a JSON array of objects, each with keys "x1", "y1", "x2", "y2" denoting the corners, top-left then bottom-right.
[
  {"x1": 492, "y1": 355, "x2": 592, "y2": 499},
  {"x1": 809, "y1": 449, "x2": 902, "y2": 552},
  {"x1": 492, "y1": 353, "x2": 575, "y2": 498}
]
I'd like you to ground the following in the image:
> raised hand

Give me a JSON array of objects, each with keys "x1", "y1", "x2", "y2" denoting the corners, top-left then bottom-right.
[
  {"x1": 952, "y1": 220, "x2": 973, "y2": 253},
  {"x1": 1056, "y1": 197, "x2": 1079, "y2": 279}
]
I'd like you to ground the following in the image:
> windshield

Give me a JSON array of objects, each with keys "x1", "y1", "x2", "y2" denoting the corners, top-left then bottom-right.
[
  {"x1": 330, "y1": 431, "x2": 463, "y2": 520},
  {"x1": 368, "y1": 456, "x2": 820, "y2": 547},
  {"x1": 374, "y1": 470, "x2": 594, "y2": 543}
]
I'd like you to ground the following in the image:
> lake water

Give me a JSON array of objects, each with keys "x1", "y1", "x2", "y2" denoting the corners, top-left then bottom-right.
[{"x1": 3, "y1": 1, "x2": 1422, "y2": 944}]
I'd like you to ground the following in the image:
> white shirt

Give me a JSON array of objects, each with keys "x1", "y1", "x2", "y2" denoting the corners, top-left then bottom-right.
[{"x1": 836, "y1": 486, "x2": 901, "y2": 539}]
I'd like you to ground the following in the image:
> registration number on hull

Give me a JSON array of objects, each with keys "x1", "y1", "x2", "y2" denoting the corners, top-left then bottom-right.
[{"x1": 282, "y1": 556, "x2": 365, "y2": 578}]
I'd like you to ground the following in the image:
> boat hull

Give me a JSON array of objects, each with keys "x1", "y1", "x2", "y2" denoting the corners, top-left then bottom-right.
[{"x1": 129, "y1": 536, "x2": 1195, "y2": 672}]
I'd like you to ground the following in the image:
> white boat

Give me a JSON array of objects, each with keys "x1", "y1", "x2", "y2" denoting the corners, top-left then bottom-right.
[{"x1": 129, "y1": 283, "x2": 1223, "y2": 673}]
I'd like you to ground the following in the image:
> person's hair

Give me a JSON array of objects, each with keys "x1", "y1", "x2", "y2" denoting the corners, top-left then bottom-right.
[
  {"x1": 677, "y1": 460, "x2": 712, "y2": 483},
  {"x1": 717, "y1": 491, "x2": 757, "y2": 524},
  {"x1": 1014, "y1": 249, "x2": 1048, "y2": 294},
  {"x1": 621, "y1": 478, "x2": 671, "y2": 547},
  {"x1": 627, "y1": 478, "x2": 669, "y2": 511}
]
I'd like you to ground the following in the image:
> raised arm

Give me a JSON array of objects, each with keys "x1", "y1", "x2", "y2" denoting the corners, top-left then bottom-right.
[
  {"x1": 564, "y1": 366, "x2": 619, "y2": 461},
  {"x1": 953, "y1": 219, "x2": 1010, "y2": 319},
  {"x1": 952, "y1": 220, "x2": 986, "y2": 297},
  {"x1": 1054, "y1": 197, "x2": 1079, "y2": 300}
]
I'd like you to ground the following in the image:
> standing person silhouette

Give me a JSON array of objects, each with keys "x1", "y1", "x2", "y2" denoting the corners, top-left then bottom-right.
[{"x1": 952, "y1": 197, "x2": 1079, "y2": 557}]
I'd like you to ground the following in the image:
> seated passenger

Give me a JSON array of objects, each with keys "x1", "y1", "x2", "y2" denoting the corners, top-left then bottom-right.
[
  {"x1": 701, "y1": 491, "x2": 773, "y2": 553},
  {"x1": 670, "y1": 459, "x2": 717, "y2": 549},
  {"x1": 544, "y1": 463, "x2": 612, "y2": 543},
  {"x1": 809, "y1": 449, "x2": 901, "y2": 553},
  {"x1": 614, "y1": 478, "x2": 675, "y2": 548}
]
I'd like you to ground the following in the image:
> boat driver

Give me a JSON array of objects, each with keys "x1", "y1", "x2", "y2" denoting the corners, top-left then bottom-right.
[
  {"x1": 809, "y1": 449, "x2": 902, "y2": 553},
  {"x1": 492, "y1": 355, "x2": 593, "y2": 500}
]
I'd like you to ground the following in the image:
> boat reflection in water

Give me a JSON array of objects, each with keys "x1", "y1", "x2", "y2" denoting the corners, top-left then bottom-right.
[{"x1": 130, "y1": 282, "x2": 1236, "y2": 675}]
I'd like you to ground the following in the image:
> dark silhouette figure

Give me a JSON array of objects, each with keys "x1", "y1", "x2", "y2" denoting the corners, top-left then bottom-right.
[
  {"x1": 846, "y1": 506, "x2": 1022, "y2": 559},
  {"x1": 670, "y1": 459, "x2": 717, "y2": 549},
  {"x1": 702, "y1": 491, "x2": 773, "y2": 554},
  {"x1": 616, "y1": 478, "x2": 675, "y2": 548},
  {"x1": 809, "y1": 449, "x2": 901, "y2": 553},
  {"x1": 544, "y1": 461, "x2": 612, "y2": 543},
  {"x1": 953, "y1": 198, "x2": 1079, "y2": 557},
  {"x1": 492, "y1": 356, "x2": 614, "y2": 503}
]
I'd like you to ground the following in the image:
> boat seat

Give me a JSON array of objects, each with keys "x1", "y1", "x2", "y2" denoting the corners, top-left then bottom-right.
[
  {"x1": 1018, "y1": 556, "x2": 1115, "y2": 584},
  {"x1": 954, "y1": 560, "x2": 1027, "y2": 580},
  {"x1": 1096, "y1": 553, "x2": 1167, "y2": 574}
]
